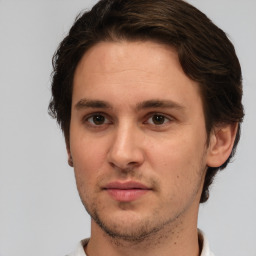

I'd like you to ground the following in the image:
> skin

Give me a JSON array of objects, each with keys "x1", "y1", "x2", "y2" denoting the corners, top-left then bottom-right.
[{"x1": 68, "y1": 41, "x2": 237, "y2": 256}]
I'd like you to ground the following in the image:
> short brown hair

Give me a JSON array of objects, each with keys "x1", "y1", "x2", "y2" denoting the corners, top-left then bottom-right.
[{"x1": 49, "y1": 0, "x2": 244, "y2": 203}]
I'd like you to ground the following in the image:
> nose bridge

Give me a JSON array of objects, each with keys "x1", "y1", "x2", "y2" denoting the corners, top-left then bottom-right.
[{"x1": 107, "y1": 119, "x2": 144, "y2": 169}]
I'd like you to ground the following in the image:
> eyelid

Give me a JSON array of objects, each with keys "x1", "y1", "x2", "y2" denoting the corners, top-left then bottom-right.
[
  {"x1": 144, "y1": 112, "x2": 174, "y2": 125},
  {"x1": 82, "y1": 112, "x2": 112, "y2": 125},
  {"x1": 81, "y1": 111, "x2": 175, "y2": 128}
]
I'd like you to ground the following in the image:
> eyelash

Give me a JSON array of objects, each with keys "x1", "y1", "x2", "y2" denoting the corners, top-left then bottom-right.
[
  {"x1": 144, "y1": 113, "x2": 173, "y2": 126},
  {"x1": 82, "y1": 112, "x2": 173, "y2": 129},
  {"x1": 83, "y1": 112, "x2": 112, "y2": 128}
]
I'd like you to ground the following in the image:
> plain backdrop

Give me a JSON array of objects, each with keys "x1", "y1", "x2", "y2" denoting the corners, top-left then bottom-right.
[{"x1": 0, "y1": 0, "x2": 255, "y2": 256}]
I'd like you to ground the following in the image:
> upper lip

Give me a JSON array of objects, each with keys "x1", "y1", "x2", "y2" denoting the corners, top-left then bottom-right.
[{"x1": 104, "y1": 181, "x2": 150, "y2": 190}]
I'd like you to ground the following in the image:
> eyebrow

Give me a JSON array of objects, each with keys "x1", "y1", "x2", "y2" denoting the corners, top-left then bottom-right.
[
  {"x1": 75, "y1": 98, "x2": 185, "y2": 111},
  {"x1": 136, "y1": 99, "x2": 185, "y2": 111},
  {"x1": 75, "y1": 99, "x2": 112, "y2": 110}
]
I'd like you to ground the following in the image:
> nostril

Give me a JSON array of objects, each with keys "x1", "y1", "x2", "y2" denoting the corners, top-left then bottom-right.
[
  {"x1": 128, "y1": 161, "x2": 138, "y2": 166},
  {"x1": 108, "y1": 161, "x2": 139, "y2": 173}
]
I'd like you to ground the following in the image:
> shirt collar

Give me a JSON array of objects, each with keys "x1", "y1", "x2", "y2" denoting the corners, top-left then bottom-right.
[
  {"x1": 69, "y1": 231, "x2": 214, "y2": 256},
  {"x1": 198, "y1": 229, "x2": 215, "y2": 256}
]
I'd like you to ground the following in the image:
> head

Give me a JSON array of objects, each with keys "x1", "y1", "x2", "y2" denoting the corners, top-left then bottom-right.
[{"x1": 49, "y1": 0, "x2": 244, "y2": 203}]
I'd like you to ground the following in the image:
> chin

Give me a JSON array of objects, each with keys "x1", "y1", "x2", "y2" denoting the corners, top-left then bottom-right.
[{"x1": 89, "y1": 206, "x2": 176, "y2": 243}]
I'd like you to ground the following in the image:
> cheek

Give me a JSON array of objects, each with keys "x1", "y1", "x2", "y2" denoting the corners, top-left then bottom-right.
[
  {"x1": 148, "y1": 136, "x2": 200, "y2": 169},
  {"x1": 146, "y1": 132, "x2": 207, "y2": 187},
  {"x1": 70, "y1": 135, "x2": 108, "y2": 180},
  {"x1": 71, "y1": 140, "x2": 106, "y2": 204}
]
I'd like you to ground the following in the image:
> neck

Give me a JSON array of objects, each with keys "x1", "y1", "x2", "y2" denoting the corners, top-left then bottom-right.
[{"x1": 85, "y1": 214, "x2": 200, "y2": 256}]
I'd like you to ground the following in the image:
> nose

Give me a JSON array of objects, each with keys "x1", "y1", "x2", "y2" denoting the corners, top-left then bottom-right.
[{"x1": 107, "y1": 123, "x2": 145, "y2": 171}]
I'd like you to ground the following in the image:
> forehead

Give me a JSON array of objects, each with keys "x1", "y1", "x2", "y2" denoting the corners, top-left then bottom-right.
[
  {"x1": 73, "y1": 40, "x2": 202, "y2": 110},
  {"x1": 75, "y1": 40, "x2": 182, "y2": 81}
]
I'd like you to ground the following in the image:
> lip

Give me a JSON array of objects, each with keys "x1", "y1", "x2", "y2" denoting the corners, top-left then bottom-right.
[
  {"x1": 105, "y1": 181, "x2": 150, "y2": 190},
  {"x1": 104, "y1": 181, "x2": 151, "y2": 202}
]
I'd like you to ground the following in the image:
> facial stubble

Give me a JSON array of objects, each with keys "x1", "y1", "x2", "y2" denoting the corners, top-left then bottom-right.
[{"x1": 75, "y1": 160, "x2": 207, "y2": 246}]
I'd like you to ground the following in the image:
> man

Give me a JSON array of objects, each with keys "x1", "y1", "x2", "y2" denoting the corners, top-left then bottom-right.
[{"x1": 49, "y1": 0, "x2": 244, "y2": 255}]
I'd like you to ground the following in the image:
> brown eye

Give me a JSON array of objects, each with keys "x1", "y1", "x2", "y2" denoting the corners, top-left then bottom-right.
[
  {"x1": 152, "y1": 115, "x2": 165, "y2": 125},
  {"x1": 93, "y1": 115, "x2": 105, "y2": 125},
  {"x1": 87, "y1": 114, "x2": 109, "y2": 125},
  {"x1": 147, "y1": 114, "x2": 170, "y2": 125}
]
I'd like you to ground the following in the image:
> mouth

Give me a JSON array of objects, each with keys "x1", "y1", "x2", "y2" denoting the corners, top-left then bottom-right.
[{"x1": 103, "y1": 181, "x2": 152, "y2": 202}]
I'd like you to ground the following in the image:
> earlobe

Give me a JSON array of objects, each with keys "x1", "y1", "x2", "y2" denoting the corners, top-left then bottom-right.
[
  {"x1": 68, "y1": 154, "x2": 74, "y2": 167},
  {"x1": 206, "y1": 123, "x2": 238, "y2": 168},
  {"x1": 66, "y1": 144, "x2": 74, "y2": 167}
]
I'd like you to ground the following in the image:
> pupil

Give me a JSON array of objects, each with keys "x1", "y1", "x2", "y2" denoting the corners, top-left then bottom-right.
[
  {"x1": 153, "y1": 115, "x2": 165, "y2": 124},
  {"x1": 93, "y1": 115, "x2": 105, "y2": 125}
]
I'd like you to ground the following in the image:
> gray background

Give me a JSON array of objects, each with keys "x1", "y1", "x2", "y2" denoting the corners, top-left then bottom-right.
[{"x1": 0, "y1": 0, "x2": 255, "y2": 255}]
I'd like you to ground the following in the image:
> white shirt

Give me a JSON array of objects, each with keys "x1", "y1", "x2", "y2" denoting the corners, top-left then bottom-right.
[{"x1": 66, "y1": 230, "x2": 214, "y2": 256}]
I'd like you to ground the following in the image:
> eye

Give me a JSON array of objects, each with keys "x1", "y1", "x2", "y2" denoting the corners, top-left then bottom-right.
[
  {"x1": 146, "y1": 114, "x2": 171, "y2": 125},
  {"x1": 86, "y1": 113, "x2": 111, "y2": 126}
]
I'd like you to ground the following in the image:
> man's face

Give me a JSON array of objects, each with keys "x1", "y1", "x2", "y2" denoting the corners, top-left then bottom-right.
[{"x1": 69, "y1": 41, "x2": 212, "y2": 240}]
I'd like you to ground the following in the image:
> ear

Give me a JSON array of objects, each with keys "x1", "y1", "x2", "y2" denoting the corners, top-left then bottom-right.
[
  {"x1": 66, "y1": 140, "x2": 73, "y2": 167},
  {"x1": 206, "y1": 123, "x2": 238, "y2": 168}
]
